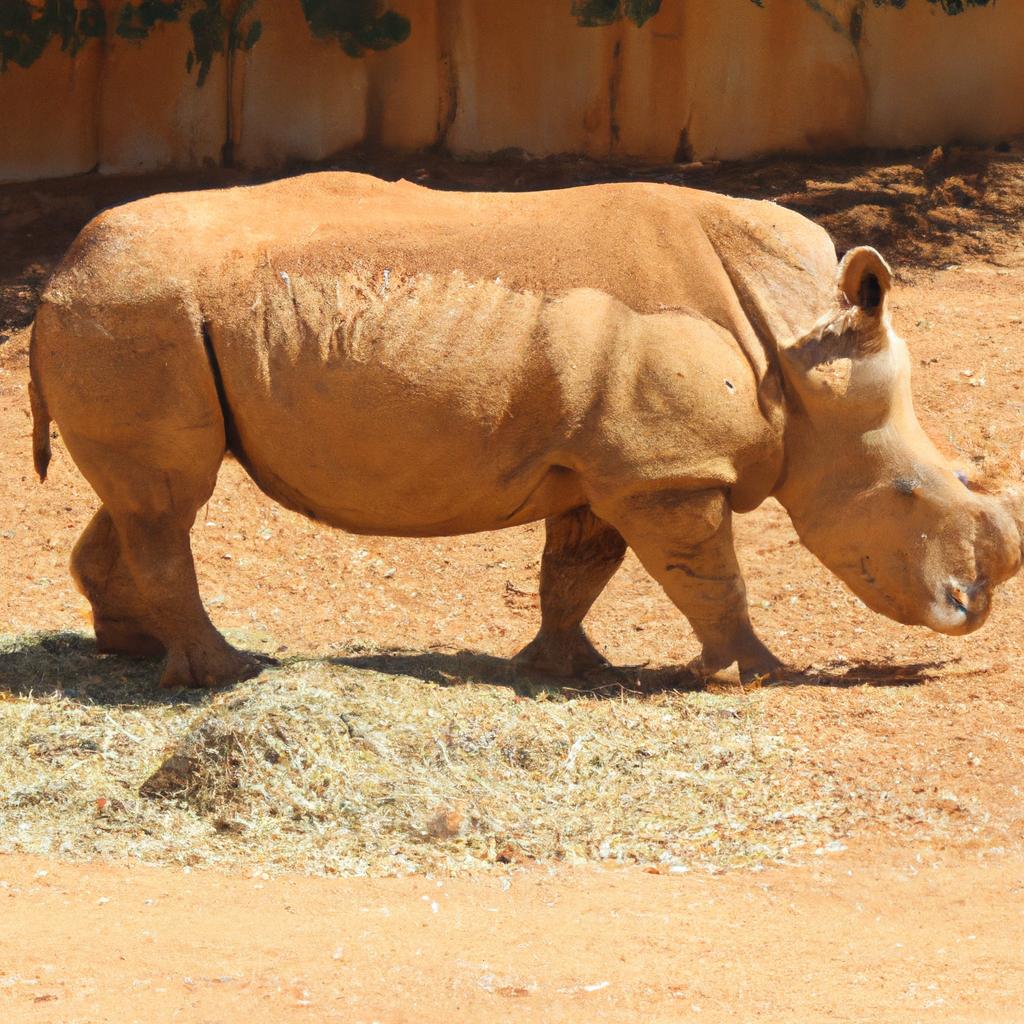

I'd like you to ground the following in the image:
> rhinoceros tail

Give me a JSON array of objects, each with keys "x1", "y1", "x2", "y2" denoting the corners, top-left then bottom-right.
[{"x1": 28, "y1": 320, "x2": 52, "y2": 482}]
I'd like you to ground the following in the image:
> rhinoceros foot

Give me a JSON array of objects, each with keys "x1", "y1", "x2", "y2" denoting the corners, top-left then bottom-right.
[
  {"x1": 688, "y1": 640, "x2": 785, "y2": 687},
  {"x1": 159, "y1": 640, "x2": 263, "y2": 690},
  {"x1": 94, "y1": 616, "x2": 166, "y2": 659},
  {"x1": 513, "y1": 626, "x2": 610, "y2": 679}
]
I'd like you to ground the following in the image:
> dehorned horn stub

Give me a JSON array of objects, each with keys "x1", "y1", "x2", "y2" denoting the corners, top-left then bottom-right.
[{"x1": 1000, "y1": 487, "x2": 1024, "y2": 569}]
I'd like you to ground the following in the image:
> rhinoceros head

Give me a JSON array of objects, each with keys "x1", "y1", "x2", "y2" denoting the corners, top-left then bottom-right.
[{"x1": 773, "y1": 245, "x2": 1022, "y2": 635}]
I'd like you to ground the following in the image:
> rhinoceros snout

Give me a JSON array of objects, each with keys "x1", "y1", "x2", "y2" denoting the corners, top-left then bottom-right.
[
  {"x1": 925, "y1": 494, "x2": 1024, "y2": 635},
  {"x1": 996, "y1": 488, "x2": 1024, "y2": 577},
  {"x1": 922, "y1": 576, "x2": 991, "y2": 636}
]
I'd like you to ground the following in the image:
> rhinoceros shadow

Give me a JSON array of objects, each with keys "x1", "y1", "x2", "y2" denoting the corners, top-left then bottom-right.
[
  {"x1": 0, "y1": 631, "x2": 940, "y2": 710},
  {"x1": 0, "y1": 631, "x2": 219, "y2": 707},
  {"x1": 765, "y1": 660, "x2": 948, "y2": 689},
  {"x1": 328, "y1": 649, "x2": 941, "y2": 696},
  {"x1": 329, "y1": 648, "x2": 710, "y2": 698}
]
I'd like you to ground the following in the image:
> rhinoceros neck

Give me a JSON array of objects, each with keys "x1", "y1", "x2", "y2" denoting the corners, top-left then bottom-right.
[{"x1": 697, "y1": 198, "x2": 837, "y2": 372}]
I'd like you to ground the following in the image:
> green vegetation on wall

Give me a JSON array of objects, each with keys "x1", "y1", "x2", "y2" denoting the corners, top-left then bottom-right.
[
  {"x1": 1, "y1": 0, "x2": 407, "y2": 75},
  {"x1": 182, "y1": 0, "x2": 262, "y2": 86},
  {"x1": 747, "y1": 0, "x2": 991, "y2": 12},
  {"x1": 874, "y1": 0, "x2": 992, "y2": 10},
  {"x1": 300, "y1": 0, "x2": 410, "y2": 57},
  {"x1": 0, "y1": 0, "x2": 1000, "y2": 77},
  {"x1": 114, "y1": 1, "x2": 181, "y2": 40},
  {"x1": 0, "y1": 0, "x2": 105, "y2": 71},
  {"x1": 571, "y1": 1, "x2": 662, "y2": 27}
]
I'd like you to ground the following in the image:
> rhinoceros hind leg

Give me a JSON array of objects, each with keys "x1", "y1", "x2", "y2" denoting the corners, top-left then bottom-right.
[
  {"x1": 513, "y1": 507, "x2": 626, "y2": 677},
  {"x1": 514, "y1": 625, "x2": 611, "y2": 678},
  {"x1": 64, "y1": 423, "x2": 259, "y2": 689},
  {"x1": 111, "y1": 510, "x2": 259, "y2": 690},
  {"x1": 53, "y1": 320, "x2": 260, "y2": 689},
  {"x1": 72, "y1": 507, "x2": 165, "y2": 658}
]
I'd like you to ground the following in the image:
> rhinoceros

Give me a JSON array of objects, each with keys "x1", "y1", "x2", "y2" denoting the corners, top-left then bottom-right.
[{"x1": 29, "y1": 173, "x2": 1023, "y2": 688}]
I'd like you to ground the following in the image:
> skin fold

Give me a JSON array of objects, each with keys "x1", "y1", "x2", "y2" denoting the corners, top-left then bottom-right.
[{"x1": 28, "y1": 173, "x2": 1023, "y2": 687}]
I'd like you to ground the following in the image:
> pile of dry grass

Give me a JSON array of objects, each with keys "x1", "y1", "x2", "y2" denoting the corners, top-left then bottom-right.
[{"x1": 0, "y1": 631, "x2": 855, "y2": 876}]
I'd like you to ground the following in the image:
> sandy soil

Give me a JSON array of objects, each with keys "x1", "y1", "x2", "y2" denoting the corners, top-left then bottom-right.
[
  {"x1": 2, "y1": 147, "x2": 1024, "y2": 1020},
  {"x1": 2, "y1": 842, "x2": 1024, "y2": 1024}
]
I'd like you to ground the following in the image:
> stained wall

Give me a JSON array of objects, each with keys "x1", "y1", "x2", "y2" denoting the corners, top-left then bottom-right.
[{"x1": 1, "y1": 0, "x2": 1021, "y2": 182}]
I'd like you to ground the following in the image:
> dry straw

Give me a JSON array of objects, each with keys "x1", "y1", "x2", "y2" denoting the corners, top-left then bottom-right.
[{"x1": 1, "y1": 631, "x2": 859, "y2": 876}]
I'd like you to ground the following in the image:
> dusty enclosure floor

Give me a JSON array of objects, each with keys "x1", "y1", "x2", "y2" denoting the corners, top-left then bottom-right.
[
  {"x1": 2, "y1": 145, "x2": 1024, "y2": 1020},
  {"x1": 2, "y1": 845, "x2": 1022, "y2": 1024}
]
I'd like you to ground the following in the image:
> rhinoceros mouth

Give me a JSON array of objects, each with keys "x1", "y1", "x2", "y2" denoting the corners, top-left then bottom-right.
[
  {"x1": 920, "y1": 579, "x2": 989, "y2": 636},
  {"x1": 834, "y1": 560, "x2": 988, "y2": 635},
  {"x1": 925, "y1": 593, "x2": 969, "y2": 633}
]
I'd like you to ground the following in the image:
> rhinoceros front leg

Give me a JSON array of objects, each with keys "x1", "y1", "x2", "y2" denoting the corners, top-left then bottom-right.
[
  {"x1": 605, "y1": 489, "x2": 782, "y2": 684},
  {"x1": 111, "y1": 509, "x2": 262, "y2": 689},
  {"x1": 513, "y1": 506, "x2": 627, "y2": 677}
]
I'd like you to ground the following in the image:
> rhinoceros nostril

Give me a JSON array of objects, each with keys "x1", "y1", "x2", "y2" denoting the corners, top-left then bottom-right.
[
  {"x1": 947, "y1": 577, "x2": 989, "y2": 617},
  {"x1": 946, "y1": 588, "x2": 969, "y2": 616}
]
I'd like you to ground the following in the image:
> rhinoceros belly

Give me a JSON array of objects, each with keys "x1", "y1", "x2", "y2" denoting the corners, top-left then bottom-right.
[{"x1": 206, "y1": 270, "x2": 607, "y2": 536}]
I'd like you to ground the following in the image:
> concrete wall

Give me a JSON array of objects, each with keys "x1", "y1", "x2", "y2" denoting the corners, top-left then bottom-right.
[{"x1": 1, "y1": 0, "x2": 1021, "y2": 182}]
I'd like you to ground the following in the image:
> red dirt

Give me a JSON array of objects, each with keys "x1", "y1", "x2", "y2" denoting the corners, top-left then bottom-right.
[
  {"x1": 3, "y1": 841, "x2": 1024, "y2": 1024},
  {"x1": 2, "y1": 148, "x2": 1024, "y2": 1020}
]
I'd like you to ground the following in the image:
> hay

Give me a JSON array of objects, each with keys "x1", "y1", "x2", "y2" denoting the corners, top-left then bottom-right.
[{"x1": 0, "y1": 631, "x2": 863, "y2": 876}]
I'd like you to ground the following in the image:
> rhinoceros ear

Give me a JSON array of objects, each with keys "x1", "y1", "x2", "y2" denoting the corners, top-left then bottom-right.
[{"x1": 838, "y1": 246, "x2": 892, "y2": 315}]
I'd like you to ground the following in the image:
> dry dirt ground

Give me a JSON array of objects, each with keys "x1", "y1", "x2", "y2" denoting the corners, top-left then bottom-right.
[
  {"x1": 2, "y1": 842, "x2": 1023, "y2": 1024},
  {"x1": 2, "y1": 146, "x2": 1024, "y2": 1021}
]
